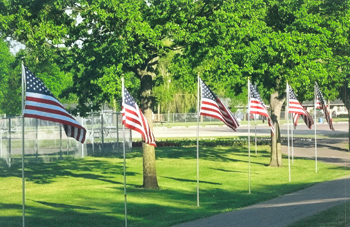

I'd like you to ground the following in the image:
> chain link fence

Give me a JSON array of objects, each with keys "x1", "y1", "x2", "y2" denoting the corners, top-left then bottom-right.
[
  {"x1": 152, "y1": 110, "x2": 285, "y2": 124},
  {"x1": 1, "y1": 109, "x2": 328, "y2": 167},
  {"x1": 0, "y1": 112, "x2": 132, "y2": 167}
]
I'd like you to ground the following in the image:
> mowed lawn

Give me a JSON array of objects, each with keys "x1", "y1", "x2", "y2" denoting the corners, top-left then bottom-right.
[{"x1": 0, "y1": 145, "x2": 348, "y2": 227}]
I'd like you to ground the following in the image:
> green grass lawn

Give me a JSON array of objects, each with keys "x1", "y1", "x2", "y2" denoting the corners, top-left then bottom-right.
[
  {"x1": 289, "y1": 202, "x2": 350, "y2": 227},
  {"x1": 0, "y1": 146, "x2": 349, "y2": 227}
]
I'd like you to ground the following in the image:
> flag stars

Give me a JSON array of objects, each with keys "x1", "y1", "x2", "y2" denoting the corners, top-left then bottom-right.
[
  {"x1": 124, "y1": 88, "x2": 136, "y2": 107},
  {"x1": 201, "y1": 80, "x2": 217, "y2": 101},
  {"x1": 24, "y1": 67, "x2": 54, "y2": 97},
  {"x1": 250, "y1": 84, "x2": 266, "y2": 107}
]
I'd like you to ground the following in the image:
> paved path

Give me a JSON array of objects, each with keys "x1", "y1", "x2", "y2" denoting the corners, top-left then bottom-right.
[
  {"x1": 151, "y1": 122, "x2": 348, "y2": 139},
  {"x1": 173, "y1": 138, "x2": 350, "y2": 227}
]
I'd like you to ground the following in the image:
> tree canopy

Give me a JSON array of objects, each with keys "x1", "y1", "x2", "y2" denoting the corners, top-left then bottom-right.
[
  {"x1": 1, "y1": 0, "x2": 349, "y2": 177},
  {"x1": 0, "y1": 38, "x2": 20, "y2": 115}
]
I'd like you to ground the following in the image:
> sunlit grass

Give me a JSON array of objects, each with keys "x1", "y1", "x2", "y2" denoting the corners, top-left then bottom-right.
[
  {"x1": 0, "y1": 146, "x2": 348, "y2": 227},
  {"x1": 289, "y1": 201, "x2": 350, "y2": 227}
]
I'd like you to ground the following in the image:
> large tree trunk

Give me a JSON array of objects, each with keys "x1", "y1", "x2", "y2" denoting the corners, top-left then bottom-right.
[
  {"x1": 269, "y1": 91, "x2": 285, "y2": 167},
  {"x1": 345, "y1": 81, "x2": 350, "y2": 152},
  {"x1": 340, "y1": 79, "x2": 350, "y2": 152},
  {"x1": 139, "y1": 69, "x2": 159, "y2": 189},
  {"x1": 348, "y1": 111, "x2": 350, "y2": 152}
]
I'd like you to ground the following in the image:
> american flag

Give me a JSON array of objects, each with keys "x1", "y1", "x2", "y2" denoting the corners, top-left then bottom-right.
[
  {"x1": 122, "y1": 86, "x2": 156, "y2": 146},
  {"x1": 292, "y1": 113, "x2": 300, "y2": 129},
  {"x1": 292, "y1": 112, "x2": 314, "y2": 129},
  {"x1": 23, "y1": 67, "x2": 86, "y2": 143},
  {"x1": 316, "y1": 95, "x2": 322, "y2": 109},
  {"x1": 199, "y1": 78, "x2": 239, "y2": 131},
  {"x1": 315, "y1": 83, "x2": 335, "y2": 131},
  {"x1": 288, "y1": 85, "x2": 314, "y2": 129},
  {"x1": 249, "y1": 84, "x2": 275, "y2": 134}
]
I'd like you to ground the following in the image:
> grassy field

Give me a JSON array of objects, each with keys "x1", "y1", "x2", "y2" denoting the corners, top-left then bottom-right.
[
  {"x1": 289, "y1": 202, "x2": 350, "y2": 227},
  {"x1": 0, "y1": 145, "x2": 349, "y2": 227}
]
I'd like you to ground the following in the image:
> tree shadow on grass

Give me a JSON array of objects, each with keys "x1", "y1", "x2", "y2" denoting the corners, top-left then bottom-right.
[
  {"x1": 31, "y1": 200, "x2": 99, "y2": 210},
  {"x1": 282, "y1": 138, "x2": 348, "y2": 152},
  {"x1": 1, "y1": 165, "x2": 349, "y2": 227},
  {"x1": 0, "y1": 158, "x2": 138, "y2": 185},
  {"x1": 161, "y1": 176, "x2": 222, "y2": 185},
  {"x1": 0, "y1": 203, "x2": 119, "y2": 227},
  {"x1": 106, "y1": 137, "x2": 272, "y2": 165},
  {"x1": 128, "y1": 146, "x2": 271, "y2": 166},
  {"x1": 208, "y1": 167, "x2": 247, "y2": 174},
  {"x1": 292, "y1": 155, "x2": 350, "y2": 168}
]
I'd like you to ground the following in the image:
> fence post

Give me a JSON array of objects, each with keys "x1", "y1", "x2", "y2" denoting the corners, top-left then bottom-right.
[
  {"x1": 8, "y1": 117, "x2": 11, "y2": 168},
  {"x1": 66, "y1": 136, "x2": 69, "y2": 156},
  {"x1": 101, "y1": 113, "x2": 104, "y2": 152},
  {"x1": 59, "y1": 124, "x2": 62, "y2": 159},
  {"x1": 116, "y1": 113, "x2": 119, "y2": 153},
  {"x1": 81, "y1": 117, "x2": 84, "y2": 158},
  {"x1": 129, "y1": 129, "x2": 132, "y2": 150},
  {"x1": 91, "y1": 113, "x2": 95, "y2": 155},
  {"x1": 35, "y1": 119, "x2": 38, "y2": 161},
  {"x1": 0, "y1": 129, "x2": 2, "y2": 158}
]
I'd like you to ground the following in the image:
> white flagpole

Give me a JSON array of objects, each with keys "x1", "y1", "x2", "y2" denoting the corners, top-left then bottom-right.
[
  {"x1": 254, "y1": 116, "x2": 257, "y2": 155},
  {"x1": 291, "y1": 114, "x2": 294, "y2": 164},
  {"x1": 196, "y1": 73, "x2": 200, "y2": 207},
  {"x1": 253, "y1": 83, "x2": 258, "y2": 155},
  {"x1": 287, "y1": 83, "x2": 291, "y2": 182},
  {"x1": 248, "y1": 78, "x2": 251, "y2": 194},
  {"x1": 121, "y1": 77, "x2": 128, "y2": 227},
  {"x1": 21, "y1": 61, "x2": 26, "y2": 227},
  {"x1": 314, "y1": 83, "x2": 318, "y2": 173}
]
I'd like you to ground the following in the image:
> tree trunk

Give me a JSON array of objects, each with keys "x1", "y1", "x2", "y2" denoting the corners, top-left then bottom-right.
[
  {"x1": 140, "y1": 70, "x2": 159, "y2": 189},
  {"x1": 341, "y1": 80, "x2": 350, "y2": 152},
  {"x1": 269, "y1": 91, "x2": 285, "y2": 167}
]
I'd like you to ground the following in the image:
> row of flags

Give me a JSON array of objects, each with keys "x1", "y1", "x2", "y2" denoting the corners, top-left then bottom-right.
[
  {"x1": 121, "y1": 78, "x2": 334, "y2": 144},
  {"x1": 21, "y1": 66, "x2": 336, "y2": 225},
  {"x1": 22, "y1": 65, "x2": 335, "y2": 145}
]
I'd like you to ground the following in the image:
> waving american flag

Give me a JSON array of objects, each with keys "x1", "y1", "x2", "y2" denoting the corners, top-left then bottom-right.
[
  {"x1": 122, "y1": 86, "x2": 156, "y2": 146},
  {"x1": 288, "y1": 85, "x2": 314, "y2": 129},
  {"x1": 23, "y1": 66, "x2": 86, "y2": 143},
  {"x1": 315, "y1": 83, "x2": 334, "y2": 131},
  {"x1": 199, "y1": 78, "x2": 239, "y2": 131},
  {"x1": 249, "y1": 83, "x2": 275, "y2": 135}
]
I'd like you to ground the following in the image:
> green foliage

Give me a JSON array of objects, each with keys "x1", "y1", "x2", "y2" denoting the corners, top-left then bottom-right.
[
  {"x1": 24, "y1": 55, "x2": 74, "y2": 101},
  {"x1": 1, "y1": 0, "x2": 350, "y2": 111},
  {"x1": 168, "y1": 0, "x2": 349, "y2": 104},
  {"x1": 0, "y1": 38, "x2": 20, "y2": 115}
]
